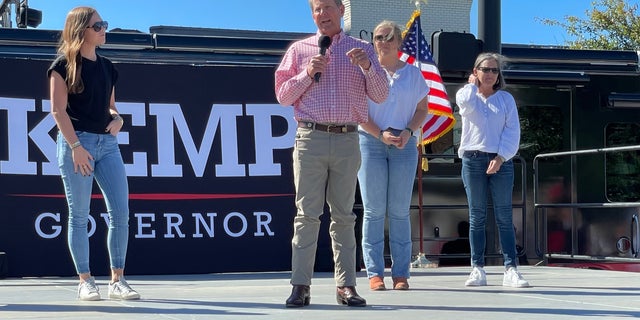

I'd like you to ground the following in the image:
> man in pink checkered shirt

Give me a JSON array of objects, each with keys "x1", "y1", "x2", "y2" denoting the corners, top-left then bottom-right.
[{"x1": 275, "y1": 0, "x2": 388, "y2": 309}]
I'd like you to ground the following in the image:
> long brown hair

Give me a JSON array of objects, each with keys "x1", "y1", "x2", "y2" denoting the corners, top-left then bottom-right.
[{"x1": 57, "y1": 7, "x2": 95, "y2": 94}]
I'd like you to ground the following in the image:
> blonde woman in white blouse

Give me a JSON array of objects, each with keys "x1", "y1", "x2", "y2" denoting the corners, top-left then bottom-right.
[{"x1": 358, "y1": 20, "x2": 429, "y2": 292}]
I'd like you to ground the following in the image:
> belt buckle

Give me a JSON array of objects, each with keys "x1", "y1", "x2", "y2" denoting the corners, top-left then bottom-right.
[
  {"x1": 328, "y1": 124, "x2": 346, "y2": 133},
  {"x1": 326, "y1": 124, "x2": 335, "y2": 133},
  {"x1": 326, "y1": 124, "x2": 344, "y2": 133}
]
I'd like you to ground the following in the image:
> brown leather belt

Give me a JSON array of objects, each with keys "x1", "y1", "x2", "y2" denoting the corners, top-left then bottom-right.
[{"x1": 298, "y1": 121, "x2": 357, "y2": 133}]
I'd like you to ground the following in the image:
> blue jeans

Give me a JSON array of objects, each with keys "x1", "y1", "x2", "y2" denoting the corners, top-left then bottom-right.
[
  {"x1": 358, "y1": 132, "x2": 417, "y2": 279},
  {"x1": 461, "y1": 151, "x2": 516, "y2": 268},
  {"x1": 57, "y1": 131, "x2": 130, "y2": 274}
]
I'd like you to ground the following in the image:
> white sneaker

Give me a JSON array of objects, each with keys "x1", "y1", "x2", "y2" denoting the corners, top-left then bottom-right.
[
  {"x1": 465, "y1": 266, "x2": 487, "y2": 286},
  {"x1": 503, "y1": 267, "x2": 530, "y2": 288},
  {"x1": 78, "y1": 277, "x2": 100, "y2": 301},
  {"x1": 108, "y1": 276, "x2": 141, "y2": 300}
]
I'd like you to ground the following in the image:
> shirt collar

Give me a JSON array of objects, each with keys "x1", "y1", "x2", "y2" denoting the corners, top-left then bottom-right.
[{"x1": 316, "y1": 30, "x2": 344, "y2": 45}]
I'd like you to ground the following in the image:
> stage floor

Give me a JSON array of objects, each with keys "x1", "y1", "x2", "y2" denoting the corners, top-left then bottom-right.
[{"x1": 2, "y1": 265, "x2": 640, "y2": 319}]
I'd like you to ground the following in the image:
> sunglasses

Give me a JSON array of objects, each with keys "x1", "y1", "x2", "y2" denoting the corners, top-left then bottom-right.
[
  {"x1": 87, "y1": 21, "x2": 108, "y2": 32},
  {"x1": 477, "y1": 67, "x2": 500, "y2": 74},
  {"x1": 374, "y1": 34, "x2": 394, "y2": 43}
]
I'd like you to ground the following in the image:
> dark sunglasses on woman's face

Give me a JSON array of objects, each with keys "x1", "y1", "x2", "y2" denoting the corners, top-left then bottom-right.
[
  {"x1": 374, "y1": 34, "x2": 394, "y2": 43},
  {"x1": 477, "y1": 67, "x2": 500, "y2": 74},
  {"x1": 87, "y1": 21, "x2": 108, "y2": 32}
]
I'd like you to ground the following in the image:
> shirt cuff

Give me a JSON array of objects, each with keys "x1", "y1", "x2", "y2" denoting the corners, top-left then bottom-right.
[{"x1": 361, "y1": 64, "x2": 374, "y2": 76}]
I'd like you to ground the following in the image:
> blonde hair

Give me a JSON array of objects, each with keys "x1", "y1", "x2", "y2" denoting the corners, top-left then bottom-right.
[
  {"x1": 373, "y1": 20, "x2": 402, "y2": 48},
  {"x1": 57, "y1": 6, "x2": 96, "y2": 94}
]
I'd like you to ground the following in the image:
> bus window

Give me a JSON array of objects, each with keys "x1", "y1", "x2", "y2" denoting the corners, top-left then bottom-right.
[
  {"x1": 605, "y1": 123, "x2": 640, "y2": 202},
  {"x1": 518, "y1": 105, "x2": 563, "y2": 162}
]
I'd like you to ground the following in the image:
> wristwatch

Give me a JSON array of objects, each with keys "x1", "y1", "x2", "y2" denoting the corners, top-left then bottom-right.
[{"x1": 405, "y1": 127, "x2": 413, "y2": 135}]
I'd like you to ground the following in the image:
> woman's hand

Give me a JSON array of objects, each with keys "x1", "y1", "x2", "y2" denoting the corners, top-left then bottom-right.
[
  {"x1": 396, "y1": 129, "x2": 412, "y2": 149},
  {"x1": 468, "y1": 74, "x2": 478, "y2": 86},
  {"x1": 106, "y1": 117, "x2": 124, "y2": 136},
  {"x1": 73, "y1": 146, "x2": 94, "y2": 176},
  {"x1": 486, "y1": 156, "x2": 503, "y2": 174},
  {"x1": 380, "y1": 130, "x2": 401, "y2": 147}
]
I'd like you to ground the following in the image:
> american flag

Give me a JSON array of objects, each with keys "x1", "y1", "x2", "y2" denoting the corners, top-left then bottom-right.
[{"x1": 399, "y1": 10, "x2": 455, "y2": 145}]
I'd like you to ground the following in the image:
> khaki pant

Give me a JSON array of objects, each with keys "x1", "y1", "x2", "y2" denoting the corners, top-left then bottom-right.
[{"x1": 290, "y1": 127, "x2": 361, "y2": 287}]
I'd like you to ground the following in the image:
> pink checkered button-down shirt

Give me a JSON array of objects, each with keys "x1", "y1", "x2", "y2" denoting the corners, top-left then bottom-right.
[{"x1": 275, "y1": 31, "x2": 388, "y2": 124}]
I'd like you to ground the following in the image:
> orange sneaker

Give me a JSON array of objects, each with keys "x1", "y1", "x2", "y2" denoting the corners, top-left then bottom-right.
[
  {"x1": 392, "y1": 277, "x2": 409, "y2": 290},
  {"x1": 369, "y1": 276, "x2": 386, "y2": 291}
]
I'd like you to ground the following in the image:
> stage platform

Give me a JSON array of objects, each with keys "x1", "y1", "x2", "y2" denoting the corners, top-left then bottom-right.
[{"x1": 1, "y1": 265, "x2": 640, "y2": 319}]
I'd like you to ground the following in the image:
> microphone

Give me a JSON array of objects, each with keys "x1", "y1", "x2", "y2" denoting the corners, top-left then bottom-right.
[{"x1": 315, "y1": 35, "x2": 332, "y2": 83}]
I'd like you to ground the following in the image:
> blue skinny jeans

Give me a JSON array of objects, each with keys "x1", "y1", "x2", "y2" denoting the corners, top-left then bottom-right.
[
  {"x1": 461, "y1": 151, "x2": 517, "y2": 268},
  {"x1": 57, "y1": 131, "x2": 129, "y2": 274}
]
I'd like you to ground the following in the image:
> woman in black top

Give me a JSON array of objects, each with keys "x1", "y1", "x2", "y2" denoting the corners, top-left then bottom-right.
[{"x1": 48, "y1": 6, "x2": 139, "y2": 301}]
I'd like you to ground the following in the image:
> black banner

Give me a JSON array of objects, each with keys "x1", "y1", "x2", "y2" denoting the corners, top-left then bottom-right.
[{"x1": 0, "y1": 57, "x2": 314, "y2": 277}]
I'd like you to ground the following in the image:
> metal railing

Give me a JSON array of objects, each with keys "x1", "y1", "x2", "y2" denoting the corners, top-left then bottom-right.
[
  {"x1": 414, "y1": 153, "x2": 528, "y2": 261},
  {"x1": 533, "y1": 145, "x2": 640, "y2": 263}
]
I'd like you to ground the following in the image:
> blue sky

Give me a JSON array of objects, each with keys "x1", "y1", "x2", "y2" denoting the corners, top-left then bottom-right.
[{"x1": 22, "y1": 0, "x2": 593, "y2": 46}]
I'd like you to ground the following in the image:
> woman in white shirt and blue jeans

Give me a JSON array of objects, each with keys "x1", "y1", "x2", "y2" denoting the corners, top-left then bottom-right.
[
  {"x1": 358, "y1": 20, "x2": 429, "y2": 291},
  {"x1": 456, "y1": 52, "x2": 529, "y2": 288}
]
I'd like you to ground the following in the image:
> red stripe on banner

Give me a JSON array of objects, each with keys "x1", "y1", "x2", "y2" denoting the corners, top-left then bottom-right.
[{"x1": 11, "y1": 193, "x2": 295, "y2": 200}]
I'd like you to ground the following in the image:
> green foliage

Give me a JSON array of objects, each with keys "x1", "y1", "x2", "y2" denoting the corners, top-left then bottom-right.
[{"x1": 538, "y1": 0, "x2": 640, "y2": 50}]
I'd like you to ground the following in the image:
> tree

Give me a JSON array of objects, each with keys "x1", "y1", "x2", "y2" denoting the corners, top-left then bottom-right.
[{"x1": 538, "y1": 0, "x2": 640, "y2": 50}]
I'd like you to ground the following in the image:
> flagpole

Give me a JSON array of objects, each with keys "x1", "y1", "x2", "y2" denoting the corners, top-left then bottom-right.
[
  {"x1": 413, "y1": 0, "x2": 424, "y2": 69},
  {"x1": 410, "y1": 0, "x2": 426, "y2": 145},
  {"x1": 413, "y1": 0, "x2": 425, "y2": 144},
  {"x1": 413, "y1": 0, "x2": 427, "y2": 71},
  {"x1": 414, "y1": 1, "x2": 425, "y2": 264},
  {"x1": 410, "y1": 0, "x2": 437, "y2": 269}
]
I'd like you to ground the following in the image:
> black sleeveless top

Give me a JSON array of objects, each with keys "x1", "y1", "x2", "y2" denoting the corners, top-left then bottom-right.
[{"x1": 47, "y1": 54, "x2": 118, "y2": 134}]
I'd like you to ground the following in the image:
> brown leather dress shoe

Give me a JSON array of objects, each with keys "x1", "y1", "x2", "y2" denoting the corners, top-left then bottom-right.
[
  {"x1": 285, "y1": 285, "x2": 310, "y2": 308},
  {"x1": 336, "y1": 286, "x2": 367, "y2": 307}
]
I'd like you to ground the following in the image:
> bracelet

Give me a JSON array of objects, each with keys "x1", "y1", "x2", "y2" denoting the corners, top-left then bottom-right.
[
  {"x1": 70, "y1": 141, "x2": 82, "y2": 149},
  {"x1": 112, "y1": 114, "x2": 124, "y2": 123},
  {"x1": 405, "y1": 127, "x2": 414, "y2": 135},
  {"x1": 378, "y1": 130, "x2": 384, "y2": 140}
]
